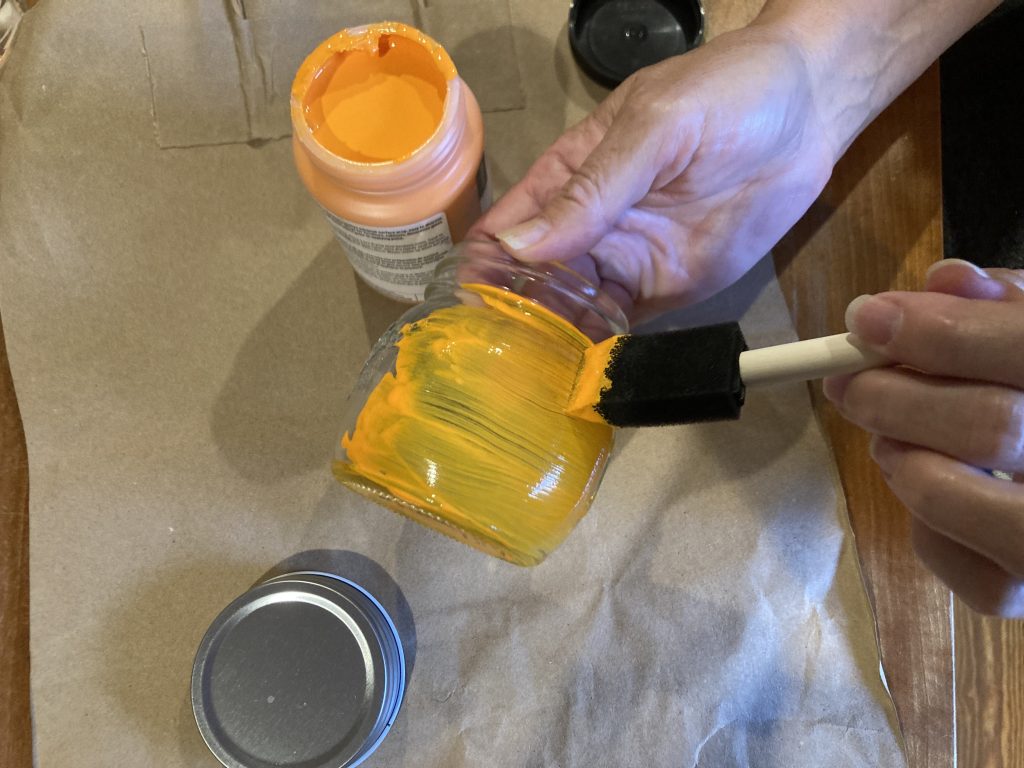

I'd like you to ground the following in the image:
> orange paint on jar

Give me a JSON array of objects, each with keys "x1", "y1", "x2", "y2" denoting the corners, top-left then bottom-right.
[{"x1": 335, "y1": 283, "x2": 614, "y2": 566}]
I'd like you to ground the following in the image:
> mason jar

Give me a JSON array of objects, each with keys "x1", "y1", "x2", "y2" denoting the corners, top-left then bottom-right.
[{"x1": 334, "y1": 239, "x2": 629, "y2": 566}]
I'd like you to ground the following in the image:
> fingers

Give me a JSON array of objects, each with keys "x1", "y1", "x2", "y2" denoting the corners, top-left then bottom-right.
[
  {"x1": 494, "y1": 108, "x2": 674, "y2": 264},
  {"x1": 986, "y1": 267, "x2": 1024, "y2": 293},
  {"x1": 467, "y1": 183, "x2": 542, "y2": 242},
  {"x1": 843, "y1": 288, "x2": 1024, "y2": 389},
  {"x1": 923, "y1": 259, "x2": 1024, "y2": 301},
  {"x1": 468, "y1": 135, "x2": 584, "y2": 240},
  {"x1": 830, "y1": 261, "x2": 1024, "y2": 615},
  {"x1": 824, "y1": 368, "x2": 1024, "y2": 473},
  {"x1": 869, "y1": 436, "x2": 1024, "y2": 580},
  {"x1": 910, "y1": 518, "x2": 1024, "y2": 618}
]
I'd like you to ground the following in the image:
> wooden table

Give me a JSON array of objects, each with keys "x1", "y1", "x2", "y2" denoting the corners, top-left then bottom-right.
[
  {"x1": 774, "y1": 65, "x2": 1024, "y2": 767},
  {"x1": 1, "y1": 45, "x2": 1021, "y2": 768}
]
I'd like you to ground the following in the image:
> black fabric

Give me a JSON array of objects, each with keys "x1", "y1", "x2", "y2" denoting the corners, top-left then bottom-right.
[{"x1": 941, "y1": 1, "x2": 1024, "y2": 269}]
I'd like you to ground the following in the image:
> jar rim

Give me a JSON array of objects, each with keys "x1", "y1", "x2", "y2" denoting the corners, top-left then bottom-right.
[
  {"x1": 289, "y1": 22, "x2": 466, "y2": 192},
  {"x1": 432, "y1": 242, "x2": 630, "y2": 338}
]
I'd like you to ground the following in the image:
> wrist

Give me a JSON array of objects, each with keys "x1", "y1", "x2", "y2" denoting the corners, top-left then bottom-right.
[
  {"x1": 747, "y1": 3, "x2": 882, "y2": 162},
  {"x1": 747, "y1": 0, "x2": 1001, "y2": 161}
]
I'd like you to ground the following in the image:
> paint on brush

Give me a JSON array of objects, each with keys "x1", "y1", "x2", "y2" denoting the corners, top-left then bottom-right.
[
  {"x1": 335, "y1": 284, "x2": 614, "y2": 566},
  {"x1": 565, "y1": 335, "x2": 617, "y2": 423}
]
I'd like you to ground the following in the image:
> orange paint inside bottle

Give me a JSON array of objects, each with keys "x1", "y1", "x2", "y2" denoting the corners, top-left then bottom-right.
[{"x1": 301, "y1": 34, "x2": 448, "y2": 163}]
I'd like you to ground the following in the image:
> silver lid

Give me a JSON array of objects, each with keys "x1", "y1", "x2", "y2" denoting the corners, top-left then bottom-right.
[{"x1": 192, "y1": 571, "x2": 406, "y2": 768}]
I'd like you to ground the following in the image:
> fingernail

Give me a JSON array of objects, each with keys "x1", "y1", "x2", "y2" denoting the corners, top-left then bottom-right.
[
  {"x1": 925, "y1": 258, "x2": 991, "y2": 281},
  {"x1": 869, "y1": 434, "x2": 909, "y2": 469},
  {"x1": 846, "y1": 294, "x2": 902, "y2": 347},
  {"x1": 822, "y1": 374, "x2": 853, "y2": 407},
  {"x1": 868, "y1": 433, "x2": 884, "y2": 462},
  {"x1": 496, "y1": 219, "x2": 550, "y2": 252},
  {"x1": 868, "y1": 435, "x2": 898, "y2": 478}
]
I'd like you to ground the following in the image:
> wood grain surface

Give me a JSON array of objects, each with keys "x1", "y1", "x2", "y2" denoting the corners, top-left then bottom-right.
[
  {"x1": 1, "y1": 1, "x2": 36, "y2": 757},
  {"x1": 956, "y1": 612, "x2": 1024, "y2": 766},
  {"x1": 775, "y1": 63, "x2": 1024, "y2": 768},
  {"x1": 0, "y1": 306, "x2": 31, "y2": 768},
  {"x1": 774, "y1": 65, "x2": 955, "y2": 767},
  {"x1": 1, "y1": 11, "x2": 1021, "y2": 768}
]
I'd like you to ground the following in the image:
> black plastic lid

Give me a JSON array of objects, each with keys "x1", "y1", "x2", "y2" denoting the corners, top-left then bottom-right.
[{"x1": 569, "y1": 0, "x2": 704, "y2": 88}]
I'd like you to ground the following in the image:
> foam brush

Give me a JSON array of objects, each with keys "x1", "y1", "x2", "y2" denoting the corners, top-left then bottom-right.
[{"x1": 566, "y1": 322, "x2": 887, "y2": 427}]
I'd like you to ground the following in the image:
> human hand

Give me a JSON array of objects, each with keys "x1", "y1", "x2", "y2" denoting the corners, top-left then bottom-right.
[
  {"x1": 823, "y1": 260, "x2": 1024, "y2": 617},
  {"x1": 470, "y1": 25, "x2": 839, "y2": 322}
]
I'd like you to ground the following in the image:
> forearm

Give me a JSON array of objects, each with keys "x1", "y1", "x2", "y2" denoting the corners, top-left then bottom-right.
[{"x1": 752, "y1": 0, "x2": 1001, "y2": 158}]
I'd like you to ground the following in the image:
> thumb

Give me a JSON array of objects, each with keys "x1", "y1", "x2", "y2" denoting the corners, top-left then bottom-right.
[{"x1": 495, "y1": 116, "x2": 662, "y2": 263}]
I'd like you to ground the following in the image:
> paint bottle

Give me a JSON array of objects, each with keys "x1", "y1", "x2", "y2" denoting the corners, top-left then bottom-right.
[
  {"x1": 334, "y1": 240, "x2": 630, "y2": 566},
  {"x1": 291, "y1": 22, "x2": 489, "y2": 302}
]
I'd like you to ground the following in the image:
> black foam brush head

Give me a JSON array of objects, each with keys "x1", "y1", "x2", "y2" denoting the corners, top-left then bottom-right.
[{"x1": 594, "y1": 322, "x2": 748, "y2": 427}]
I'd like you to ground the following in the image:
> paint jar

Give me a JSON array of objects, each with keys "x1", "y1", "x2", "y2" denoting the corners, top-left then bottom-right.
[
  {"x1": 291, "y1": 22, "x2": 489, "y2": 302},
  {"x1": 334, "y1": 240, "x2": 629, "y2": 567}
]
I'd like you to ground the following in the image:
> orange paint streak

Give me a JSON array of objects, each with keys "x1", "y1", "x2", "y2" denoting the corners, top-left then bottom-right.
[
  {"x1": 565, "y1": 335, "x2": 617, "y2": 423},
  {"x1": 335, "y1": 284, "x2": 614, "y2": 566}
]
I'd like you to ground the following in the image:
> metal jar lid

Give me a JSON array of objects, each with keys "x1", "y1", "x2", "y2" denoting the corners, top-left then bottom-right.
[{"x1": 192, "y1": 571, "x2": 406, "y2": 768}]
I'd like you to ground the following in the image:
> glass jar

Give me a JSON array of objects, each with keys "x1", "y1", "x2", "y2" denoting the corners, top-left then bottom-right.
[{"x1": 334, "y1": 240, "x2": 629, "y2": 566}]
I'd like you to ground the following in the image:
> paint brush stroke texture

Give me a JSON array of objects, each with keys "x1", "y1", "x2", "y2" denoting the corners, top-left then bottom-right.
[{"x1": 337, "y1": 284, "x2": 613, "y2": 565}]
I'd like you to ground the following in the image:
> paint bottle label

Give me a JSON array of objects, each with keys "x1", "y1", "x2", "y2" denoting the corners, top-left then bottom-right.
[{"x1": 323, "y1": 209, "x2": 453, "y2": 302}]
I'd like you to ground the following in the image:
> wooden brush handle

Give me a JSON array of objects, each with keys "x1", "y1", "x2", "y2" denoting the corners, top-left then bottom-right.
[{"x1": 738, "y1": 333, "x2": 888, "y2": 387}]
